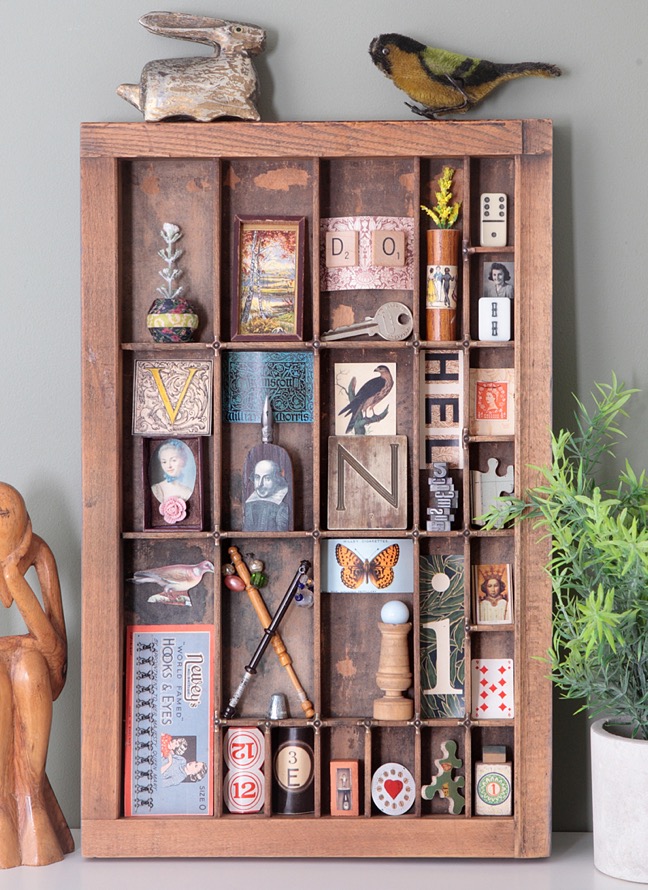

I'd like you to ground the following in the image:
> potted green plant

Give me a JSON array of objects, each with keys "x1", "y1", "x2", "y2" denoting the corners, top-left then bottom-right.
[
  {"x1": 421, "y1": 166, "x2": 461, "y2": 341},
  {"x1": 482, "y1": 376, "x2": 648, "y2": 882}
]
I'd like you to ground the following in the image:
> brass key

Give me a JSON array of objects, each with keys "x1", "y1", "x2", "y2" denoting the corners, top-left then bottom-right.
[{"x1": 321, "y1": 301, "x2": 413, "y2": 341}]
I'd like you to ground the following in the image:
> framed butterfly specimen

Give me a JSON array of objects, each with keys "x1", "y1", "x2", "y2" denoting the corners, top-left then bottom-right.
[
  {"x1": 336, "y1": 542, "x2": 399, "y2": 590},
  {"x1": 323, "y1": 539, "x2": 413, "y2": 593}
]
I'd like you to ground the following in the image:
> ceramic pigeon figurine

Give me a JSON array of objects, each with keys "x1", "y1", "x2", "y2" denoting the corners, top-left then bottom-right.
[
  {"x1": 369, "y1": 33, "x2": 561, "y2": 118},
  {"x1": 128, "y1": 560, "x2": 214, "y2": 606}
]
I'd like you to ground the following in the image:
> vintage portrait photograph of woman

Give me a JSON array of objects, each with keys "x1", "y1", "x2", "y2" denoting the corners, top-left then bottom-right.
[{"x1": 483, "y1": 261, "x2": 514, "y2": 299}]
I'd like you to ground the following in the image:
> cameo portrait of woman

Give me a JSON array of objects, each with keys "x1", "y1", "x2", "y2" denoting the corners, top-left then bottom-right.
[
  {"x1": 144, "y1": 437, "x2": 203, "y2": 530},
  {"x1": 149, "y1": 438, "x2": 196, "y2": 503}
]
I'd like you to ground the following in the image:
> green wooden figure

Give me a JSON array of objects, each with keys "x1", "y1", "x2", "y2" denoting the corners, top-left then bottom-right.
[{"x1": 421, "y1": 740, "x2": 465, "y2": 814}]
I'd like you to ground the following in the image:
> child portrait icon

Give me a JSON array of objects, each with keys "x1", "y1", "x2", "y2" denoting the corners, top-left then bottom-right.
[{"x1": 473, "y1": 564, "x2": 513, "y2": 624}]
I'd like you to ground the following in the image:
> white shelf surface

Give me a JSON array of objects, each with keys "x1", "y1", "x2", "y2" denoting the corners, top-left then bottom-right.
[{"x1": 0, "y1": 833, "x2": 636, "y2": 889}]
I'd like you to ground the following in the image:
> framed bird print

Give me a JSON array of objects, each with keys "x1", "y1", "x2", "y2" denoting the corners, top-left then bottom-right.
[
  {"x1": 334, "y1": 361, "x2": 397, "y2": 436},
  {"x1": 142, "y1": 436, "x2": 204, "y2": 531},
  {"x1": 231, "y1": 216, "x2": 305, "y2": 342},
  {"x1": 323, "y1": 538, "x2": 414, "y2": 593}
]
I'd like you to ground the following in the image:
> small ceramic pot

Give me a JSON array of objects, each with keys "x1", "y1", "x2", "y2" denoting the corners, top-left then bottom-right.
[
  {"x1": 591, "y1": 717, "x2": 648, "y2": 882},
  {"x1": 146, "y1": 295, "x2": 199, "y2": 343}
]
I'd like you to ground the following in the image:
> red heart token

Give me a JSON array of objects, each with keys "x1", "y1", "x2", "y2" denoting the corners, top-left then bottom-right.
[
  {"x1": 371, "y1": 762, "x2": 415, "y2": 815},
  {"x1": 384, "y1": 779, "x2": 403, "y2": 799}
]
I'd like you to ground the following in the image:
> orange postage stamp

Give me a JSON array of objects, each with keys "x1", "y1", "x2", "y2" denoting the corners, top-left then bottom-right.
[{"x1": 475, "y1": 381, "x2": 509, "y2": 420}]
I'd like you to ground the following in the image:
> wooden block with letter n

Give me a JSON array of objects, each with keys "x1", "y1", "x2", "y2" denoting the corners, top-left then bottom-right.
[{"x1": 328, "y1": 436, "x2": 408, "y2": 529}]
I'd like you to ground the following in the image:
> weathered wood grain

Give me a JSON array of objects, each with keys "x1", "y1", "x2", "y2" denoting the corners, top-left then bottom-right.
[{"x1": 81, "y1": 120, "x2": 553, "y2": 859}]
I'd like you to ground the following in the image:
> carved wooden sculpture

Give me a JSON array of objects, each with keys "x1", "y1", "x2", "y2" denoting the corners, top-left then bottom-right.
[
  {"x1": 118, "y1": 12, "x2": 266, "y2": 121},
  {"x1": 0, "y1": 483, "x2": 73, "y2": 868}
]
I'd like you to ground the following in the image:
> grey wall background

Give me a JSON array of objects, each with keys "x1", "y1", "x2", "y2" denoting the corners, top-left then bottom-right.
[{"x1": 2, "y1": 0, "x2": 647, "y2": 835}]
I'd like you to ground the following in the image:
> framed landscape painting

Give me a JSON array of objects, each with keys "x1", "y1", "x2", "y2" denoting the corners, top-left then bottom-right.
[{"x1": 231, "y1": 216, "x2": 305, "y2": 341}]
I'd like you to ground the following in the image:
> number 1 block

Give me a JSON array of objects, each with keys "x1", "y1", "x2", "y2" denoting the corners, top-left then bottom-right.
[{"x1": 475, "y1": 760, "x2": 512, "y2": 815}]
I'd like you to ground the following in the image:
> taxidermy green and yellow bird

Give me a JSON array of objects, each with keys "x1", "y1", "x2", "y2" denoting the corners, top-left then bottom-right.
[{"x1": 369, "y1": 33, "x2": 561, "y2": 118}]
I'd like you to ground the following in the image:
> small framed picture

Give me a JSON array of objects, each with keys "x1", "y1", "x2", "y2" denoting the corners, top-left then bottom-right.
[
  {"x1": 482, "y1": 261, "x2": 514, "y2": 300},
  {"x1": 143, "y1": 437, "x2": 203, "y2": 531},
  {"x1": 231, "y1": 216, "x2": 305, "y2": 341},
  {"x1": 330, "y1": 760, "x2": 359, "y2": 816},
  {"x1": 472, "y1": 563, "x2": 513, "y2": 624}
]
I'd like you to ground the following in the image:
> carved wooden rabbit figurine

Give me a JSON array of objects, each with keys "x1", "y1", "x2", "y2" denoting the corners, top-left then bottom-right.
[
  {"x1": 117, "y1": 12, "x2": 266, "y2": 121},
  {"x1": 0, "y1": 483, "x2": 73, "y2": 868}
]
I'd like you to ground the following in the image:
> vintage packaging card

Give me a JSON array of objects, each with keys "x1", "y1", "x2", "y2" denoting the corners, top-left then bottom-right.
[{"x1": 124, "y1": 625, "x2": 214, "y2": 816}]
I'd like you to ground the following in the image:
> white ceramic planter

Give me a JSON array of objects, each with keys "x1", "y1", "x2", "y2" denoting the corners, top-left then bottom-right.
[{"x1": 591, "y1": 717, "x2": 648, "y2": 882}]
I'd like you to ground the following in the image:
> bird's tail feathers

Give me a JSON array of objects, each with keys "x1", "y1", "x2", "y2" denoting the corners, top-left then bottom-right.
[{"x1": 502, "y1": 62, "x2": 561, "y2": 79}]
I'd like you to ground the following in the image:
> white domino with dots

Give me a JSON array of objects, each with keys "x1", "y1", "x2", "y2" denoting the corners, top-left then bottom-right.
[{"x1": 480, "y1": 193, "x2": 507, "y2": 247}]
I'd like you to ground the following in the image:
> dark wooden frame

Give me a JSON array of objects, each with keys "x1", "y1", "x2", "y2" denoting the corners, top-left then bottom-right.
[
  {"x1": 143, "y1": 436, "x2": 204, "y2": 531},
  {"x1": 231, "y1": 215, "x2": 305, "y2": 342}
]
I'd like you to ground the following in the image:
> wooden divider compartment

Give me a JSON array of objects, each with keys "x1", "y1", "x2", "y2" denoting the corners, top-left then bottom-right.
[{"x1": 81, "y1": 120, "x2": 553, "y2": 859}]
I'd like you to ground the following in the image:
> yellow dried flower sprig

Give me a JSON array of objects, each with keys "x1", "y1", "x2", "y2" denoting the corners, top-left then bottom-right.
[{"x1": 421, "y1": 166, "x2": 461, "y2": 229}]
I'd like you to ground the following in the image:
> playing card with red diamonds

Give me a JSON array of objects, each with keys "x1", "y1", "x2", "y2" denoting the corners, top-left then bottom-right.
[{"x1": 471, "y1": 658, "x2": 514, "y2": 719}]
